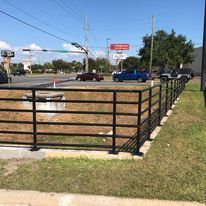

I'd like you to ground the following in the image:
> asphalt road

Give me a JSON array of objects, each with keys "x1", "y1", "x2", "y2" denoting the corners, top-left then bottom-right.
[
  {"x1": 0, "y1": 74, "x2": 156, "y2": 88},
  {"x1": 0, "y1": 74, "x2": 71, "y2": 88}
]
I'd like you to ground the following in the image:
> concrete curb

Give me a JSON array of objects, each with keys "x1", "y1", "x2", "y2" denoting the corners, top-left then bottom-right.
[
  {"x1": 0, "y1": 147, "x2": 140, "y2": 160},
  {"x1": 0, "y1": 190, "x2": 204, "y2": 206}
]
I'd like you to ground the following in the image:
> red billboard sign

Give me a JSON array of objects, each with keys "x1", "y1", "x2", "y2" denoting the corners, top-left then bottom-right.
[{"x1": 110, "y1": 44, "x2": 129, "y2": 50}]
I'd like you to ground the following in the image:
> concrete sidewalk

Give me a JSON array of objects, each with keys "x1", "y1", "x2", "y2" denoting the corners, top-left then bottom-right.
[{"x1": 0, "y1": 190, "x2": 204, "y2": 206}]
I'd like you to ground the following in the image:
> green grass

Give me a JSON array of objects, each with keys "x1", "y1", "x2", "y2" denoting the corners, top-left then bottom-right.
[{"x1": 0, "y1": 79, "x2": 206, "y2": 203}]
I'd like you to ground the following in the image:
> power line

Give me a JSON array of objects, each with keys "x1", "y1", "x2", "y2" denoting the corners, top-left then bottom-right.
[
  {"x1": 60, "y1": 0, "x2": 84, "y2": 19},
  {"x1": 3, "y1": 0, "x2": 81, "y2": 38},
  {"x1": 51, "y1": 0, "x2": 83, "y2": 23},
  {"x1": 66, "y1": 0, "x2": 85, "y2": 17},
  {"x1": 26, "y1": 0, "x2": 81, "y2": 38},
  {"x1": 0, "y1": 9, "x2": 72, "y2": 43}
]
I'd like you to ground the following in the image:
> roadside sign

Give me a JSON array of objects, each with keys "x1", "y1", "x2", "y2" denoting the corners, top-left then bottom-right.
[
  {"x1": 113, "y1": 53, "x2": 128, "y2": 60},
  {"x1": 110, "y1": 44, "x2": 129, "y2": 50}
]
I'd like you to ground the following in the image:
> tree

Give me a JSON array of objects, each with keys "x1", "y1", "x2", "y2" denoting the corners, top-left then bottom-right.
[
  {"x1": 139, "y1": 29, "x2": 194, "y2": 70},
  {"x1": 31, "y1": 64, "x2": 43, "y2": 73},
  {"x1": 70, "y1": 60, "x2": 83, "y2": 72},
  {"x1": 52, "y1": 59, "x2": 69, "y2": 73},
  {"x1": 95, "y1": 58, "x2": 112, "y2": 73},
  {"x1": 0, "y1": 64, "x2": 5, "y2": 72},
  {"x1": 122, "y1": 56, "x2": 139, "y2": 70},
  {"x1": 43, "y1": 62, "x2": 55, "y2": 73},
  {"x1": 83, "y1": 58, "x2": 96, "y2": 72}
]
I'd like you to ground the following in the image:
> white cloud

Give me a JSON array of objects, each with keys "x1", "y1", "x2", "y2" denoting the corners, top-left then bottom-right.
[
  {"x1": 62, "y1": 43, "x2": 84, "y2": 56},
  {"x1": 0, "y1": 41, "x2": 11, "y2": 50},
  {"x1": 28, "y1": 43, "x2": 42, "y2": 50}
]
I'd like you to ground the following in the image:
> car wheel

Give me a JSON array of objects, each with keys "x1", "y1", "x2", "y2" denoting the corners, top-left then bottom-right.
[
  {"x1": 183, "y1": 77, "x2": 189, "y2": 82},
  {"x1": 113, "y1": 77, "x2": 120, "y2": 82},
  {"x1": 160, "y1": 76, "x2": 167, "y2": 83},
  {"x1": 77, "y1": 77, "x2": 81, "y2": 81},
  {"x1": 137, "y1": 77, "x2": 144, "y2": 82},
  {"x1": 92, "y1": 78, "x2": 96, "y2": 82}
]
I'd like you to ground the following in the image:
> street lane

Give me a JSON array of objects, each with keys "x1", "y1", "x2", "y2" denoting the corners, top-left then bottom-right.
[
  {"x1": 0, "y1": 74, "x2": 159, "y2": 88},
  {"x1": 0, "y1": 74, "x2": 71, "y2": 87}
]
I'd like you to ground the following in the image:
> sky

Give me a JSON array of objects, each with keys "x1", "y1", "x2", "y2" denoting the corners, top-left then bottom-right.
[{"x1": 0, "y1": 0, "x2": 205, "y2": 64}]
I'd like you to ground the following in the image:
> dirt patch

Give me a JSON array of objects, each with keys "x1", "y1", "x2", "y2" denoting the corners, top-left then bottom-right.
[
  {"x1": 3, "y1": 158, "x2": 34, "y2": 176},
  {"x1": 0, "y1": 85, "x2": 159, "y2": 150}
]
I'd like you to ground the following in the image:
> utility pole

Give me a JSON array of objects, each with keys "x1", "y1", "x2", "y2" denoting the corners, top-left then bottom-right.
[
  {"x1": 29, "y1": 50, "x2": 32, "y2": 74},
  {"x1": 106, "y1": 38, "x2": 110, "y2": 61},
  {"x1": 201, "y1": 0, "x2": 206, "y2": 91},
  {"x1": 149, "y1": 15, "x2": 154, "y2": 83},
  {"x1": 84, "y1": 15, "x2": 89, "y2": 72}
]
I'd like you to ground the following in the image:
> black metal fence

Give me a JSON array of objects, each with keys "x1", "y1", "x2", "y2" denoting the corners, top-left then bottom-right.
[{"x1": 0, "y1": 79, "x2": 185, "y2": 155}]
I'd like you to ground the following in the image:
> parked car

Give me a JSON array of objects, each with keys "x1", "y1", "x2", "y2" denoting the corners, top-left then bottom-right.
[
  {"x1": 0, "y1": 71, "x2": 11, "y2": 83},
  {"x1": 159, "y1": 68, "x2": 194, "y2": 83},
  {"x1": 11, "y1": 69, "x2": 26, "y2": 76},
  {"x1": 76, "y1": 72, "x2": 104, "y2": 81},
  {"x1": 112, "y1": 70, "x2": 149, "y2": 82}
]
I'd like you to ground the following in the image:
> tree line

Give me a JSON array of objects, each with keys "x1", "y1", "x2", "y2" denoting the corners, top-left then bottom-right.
[
  {"x1": 0, "y1": 29, "x2": 195, "y2": 74},
  {"x1": 123, "y1": 29, "x2": 194, "y2": 72}
]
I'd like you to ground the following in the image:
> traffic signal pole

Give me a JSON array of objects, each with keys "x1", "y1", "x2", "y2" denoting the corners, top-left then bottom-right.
[
  {"x1": 201, "y1": 0, "x2": 206, "y2": 91},
  {"x1": 84, "y1": 15, "x2": 89, "y2": 72}
]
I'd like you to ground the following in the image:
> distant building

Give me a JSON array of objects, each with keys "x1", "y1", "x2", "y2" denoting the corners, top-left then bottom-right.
[
  {"x1": 23, "y1": 59, "x2": 31, "y2": 72},
  {"x1": 183, "y1": 47, "x2": 202, "y2": 76}
]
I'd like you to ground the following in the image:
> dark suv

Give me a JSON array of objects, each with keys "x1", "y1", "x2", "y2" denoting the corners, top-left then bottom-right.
[
  {"x1": 11, "y1": 69, "x2": 26, "y2": 76},
  {"x1": 0, "y1": 71, "x2": 10, "y2": 83}
]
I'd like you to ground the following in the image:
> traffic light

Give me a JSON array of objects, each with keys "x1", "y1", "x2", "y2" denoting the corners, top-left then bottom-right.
[
  {"x1": 1, "y1": 50, "x2": 15, "y2": 57},
  {"x1": 22, "y1": 49, "x2": 31, "y2": 52},
  {"x1": 10, "y1": 51, "x2": 15, "y2": 57},
  {"x1": 1, "y1": 50, "x2": 7, "y2": 57},
  {"x1": 71, "y1": 42, "x2": 81, "y2": 49}
]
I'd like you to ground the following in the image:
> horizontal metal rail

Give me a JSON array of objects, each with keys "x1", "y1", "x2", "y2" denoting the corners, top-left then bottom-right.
[{"x1": 0, "y1": 79, "x2": 186, "y2": 154}]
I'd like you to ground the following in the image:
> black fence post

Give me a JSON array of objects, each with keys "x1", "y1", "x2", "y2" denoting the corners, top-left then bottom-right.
[
  {"x1": 148, "y1": 88, "x2": 152, "y2": 140},
  {"x1": 136, "y1": 91, "x2": 142, "y2": 155},
  {"x1": 174, "y1": 80, "x2": 177, "y2": 100},
  {"x1": 177, "y1": 79, "x2": 179, "y2": 97},
  {"x1": 111, "y1": 91, "x2": 117, "y2": 154},
  {"x1": 158, "y1": 84, "x2": 162, "y2": 126},
  {"x1": 31, "y1": 88, "x2": 37, "y2": 151},
  {"x1": 165, "y1": 82, "x2": 169, "y2": 115},
  {"x1": 170, "y1": 81, "x2": 173, "y2": 109}
]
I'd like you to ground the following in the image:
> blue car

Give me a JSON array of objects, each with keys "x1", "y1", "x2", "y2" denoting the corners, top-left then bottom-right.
[{"x1": 113, "y1": 70, "x2": 149, "y2": 82}]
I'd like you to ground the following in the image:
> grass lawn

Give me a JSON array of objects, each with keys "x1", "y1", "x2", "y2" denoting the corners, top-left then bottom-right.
[{"x1": 0, "y1": 79, "x2": 205, "y2": 203}]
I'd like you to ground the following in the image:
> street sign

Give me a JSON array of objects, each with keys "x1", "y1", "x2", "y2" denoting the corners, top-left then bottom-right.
[
  {"x1": 110, "y1": 44, "x2": 129, "y2": 50},
  {"x1": 113, "y1": 53, "x2": 128, "y2": 60}
]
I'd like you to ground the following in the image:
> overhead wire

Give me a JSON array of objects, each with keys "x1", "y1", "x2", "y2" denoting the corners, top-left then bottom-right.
[
  {"x1": 60, "y1": 0, "x2": 85, "y2": 19},
  {"x1": 66, "y1": 0, "x2": 85, "y2": 17},
  {"x1": 26, "y1": 0, "x2": 81, "y2": 38},
  {"x1": 51, "y1": 0, "x2": 83, "y2": 23},
  {"x1": 0, "y1": 9, "x2": 73, "y2": 43},
  {"x1": 3, "y1": 0, "x2": 81, "y2": 39}
]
